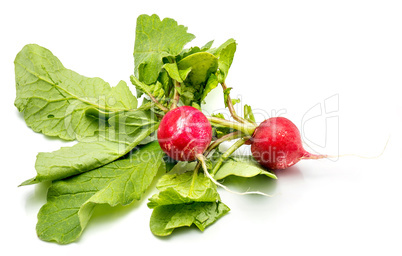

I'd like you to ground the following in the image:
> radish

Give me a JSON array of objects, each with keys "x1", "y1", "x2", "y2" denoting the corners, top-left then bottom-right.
[
  {"x1": 250, "y1": 117, "x2": 324, "y2": 170},
  {"x1": 157, "y1": 106, "x2": 212, "y2": 161},
  {"x1": 157, "y1": 106, "x2": 271, "y2": 196}
]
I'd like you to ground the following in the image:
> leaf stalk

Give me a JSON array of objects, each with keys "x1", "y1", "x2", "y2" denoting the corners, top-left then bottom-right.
[
  {"x1": 206, "y1": 116, "x2": 256, "y2": 135},
  {"x1": 221, "y1": 82, "x2": 252, "y2": 125}
]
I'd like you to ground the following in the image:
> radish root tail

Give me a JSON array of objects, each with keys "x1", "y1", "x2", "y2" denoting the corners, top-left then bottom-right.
[{"x1": 302, "y1": 136, "x2": 390, "y2": 160}]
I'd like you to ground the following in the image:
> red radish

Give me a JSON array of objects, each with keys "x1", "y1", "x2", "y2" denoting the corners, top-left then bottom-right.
[
  {"x1": 157, "y1": 106, "x2": 212, "y2": 161},
  {"x1": 251, "y1": 117, "x2": 324, "y2": 170}
]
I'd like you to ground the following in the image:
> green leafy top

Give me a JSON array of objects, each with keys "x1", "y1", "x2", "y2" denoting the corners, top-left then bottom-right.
[
  {"x1": 208, "y1": 38, "x2": 237, "y2": 83},
  {"x1": 133, "y1": 15, "x2": 237, "y2": 107},
  {"x1": 134, "y1": 14, "x2": 195, "y2": 85}
]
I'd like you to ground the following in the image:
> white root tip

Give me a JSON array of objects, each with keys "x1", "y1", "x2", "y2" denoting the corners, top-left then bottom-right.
[{"x1": 302, "y1": 136, "x2": 390, "y2": 160}]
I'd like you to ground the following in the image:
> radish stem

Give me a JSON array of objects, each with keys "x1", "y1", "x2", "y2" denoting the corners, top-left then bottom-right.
[
  {"x1": 210, "y1": 136, "x2": 250, "y2": 176},
  {"x1": 171, "y1": 80, "x2": 181, "y2": 109},
  {"x1": 206, "y1": 116, "x2": 256, "y2": 135},
  {"x1": 205, "y1": 131, "x2": 244, "y2": 157},
  {"x1": 193, "y1": 131, "x2": 245, "y2": 175},
  {"x1": 221, "y1": 82, "x2": 251, "y2": 125}
]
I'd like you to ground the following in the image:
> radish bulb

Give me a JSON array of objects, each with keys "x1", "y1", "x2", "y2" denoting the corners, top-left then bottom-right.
[
  {"x1": 251, "y1": 117, "x2": 324, "y2": 170},
  {"x1": 157, "y1": 106, "x2": 212, "y2": 161}
]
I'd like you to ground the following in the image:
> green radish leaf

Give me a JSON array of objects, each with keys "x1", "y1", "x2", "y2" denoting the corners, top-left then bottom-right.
[
  {"x1": 107, "y1": 109, "x2": 158, "y2": 137},
  {"x1": 175, "y1": 84, "x2": 198, "y2": 106},
  {"x1": 170, "y1": 39, "x2": 237, "y2": 106},
  {"x1": 223, "y1": 88, "x2": 231, "y2": 107},
  {"x1": 201, "y1": 40, "x2": 214, "y2": 51},
  {"x1": 14, "y1": 44, "x2": 138, "y2": 141},
  {"x1": 148, "y1": 171, "x2": 219, "y2": 207},
  {"x1": 21, "y1": 110, "x2": 159, "y2": 185},
  {"x1": 150, "y1": 201, "x2": 230, "y2": 236},
  {"x1": 22, "y1": 141, "x2": 124, "y2": 186},
  {"x1": 223, "y1": 87, "x2": 240, "y2": 108},
  {"x1": 134, "y1": 69, "x2": 174, "y2": 100},
  {"x1": 177, "y1": 40, "x2": 214, "y2": 62},
  {"x1": 231, "y1": 98, "x2": 241, "y2": 106},
  {"x1": 130, "y1": 75, "x2": 167, "y2": 103},
  {"x1": 175, "y1": 52, "x2": 219, "y2": 106},
  {"x1": 163, "y1": 63, "x2": 191, "y2": 83},
  {"x1": 157, "y1": 70, "x2": 174, "y2": 99},
  {"x1": 191, "y1": 102, "x2": 202, "y2": 110},
  {"x1": 134, "y1": 14, "x2": 195, "y2": 85},
  {"x1": 201, "y1": 73, "x2": 219, "y2": 102},
  {"x1": 214, "y1": 155, "x2": 277, "y2": 180},
  {"x1": 36, "y1": 142, "x2": 164, "y2": 244},
  {"x1": 244, "y1": 104, "x2": 256, "y2": 123},
  {"x1": 148, "y1": 171, "x2": 229, "y2": 236},
  {"x1": 208, "y1": 38, "x2": 237, "y2": 83},
  {"x1": 163, "y1": 63, "x2": 183, "y2": 83},
  {"x1": 177, "y1": 52, "x2": 218, "y2": 86}
]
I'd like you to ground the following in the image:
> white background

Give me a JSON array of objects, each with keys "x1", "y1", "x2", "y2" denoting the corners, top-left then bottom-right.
[{"x1": 1, "y1": 0, "x2": 402, "y2": 255}]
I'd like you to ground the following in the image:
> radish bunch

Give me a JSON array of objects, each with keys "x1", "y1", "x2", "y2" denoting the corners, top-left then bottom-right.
[
  {"x1": 131, "y1": 14, "x2": 330, "y2": 199},
  {"x1": 15, "y1": 13, "x2": 335, "y2": 243},
  {"x1": 158, "y1": 108, "x2": 322, "y2": 172}
]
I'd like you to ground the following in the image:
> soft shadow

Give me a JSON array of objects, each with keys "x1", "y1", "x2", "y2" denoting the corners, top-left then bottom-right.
[
  {"x1": 24, "y1": 181, "x2": 51, "y2": 213},
  {"x1": 275, "y1": 165, "x2": 304, "y2": 180},
  {"x1": 274, "y1": 165, "x2": 307, "y2": 203},
  {"x1": 168, "y1": 161, "x2": 197, "y2": 175},
  {"x1": 219, "y1": 174, "x2": 278, "y2": 196},
  {"x1": 155, "y1": 225, "x2": 202, "y2": 241},
  {"x1": 16, "y1": 109, "x2": 25, "y2": 121}
]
